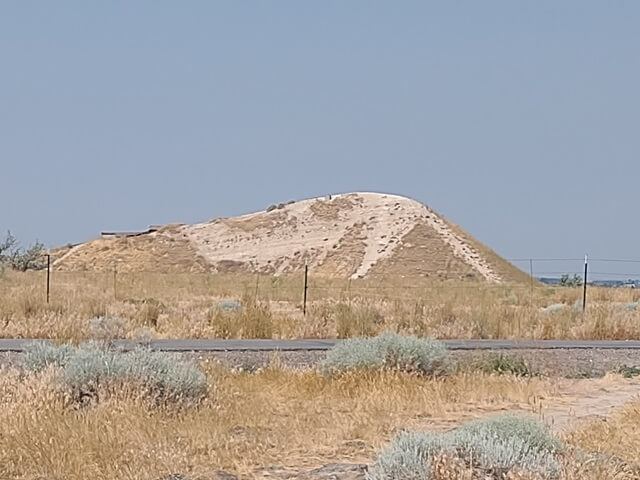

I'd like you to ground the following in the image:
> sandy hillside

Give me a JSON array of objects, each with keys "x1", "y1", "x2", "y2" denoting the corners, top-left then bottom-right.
[{"x1": 53, "y1": 192, "x2": 527, "y2": 283}]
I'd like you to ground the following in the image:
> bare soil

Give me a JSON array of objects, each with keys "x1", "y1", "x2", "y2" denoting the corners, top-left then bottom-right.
[{"x1": 52, "y1": 192, "x2": 523, "y2": 282}]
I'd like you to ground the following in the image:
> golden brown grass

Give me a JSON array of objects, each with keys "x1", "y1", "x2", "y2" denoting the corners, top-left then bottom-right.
[
  {"x1": 567, "y1": 399, "x2": 640, "y2": 470},
  {"x1": 0, "y1": 361, "x2": 557, "y2": 480},
  {"x1": 2, "y1": 361, "x2": 638, "y2": 480},
  {"x1": 2, "y1": 269, "x2": 640, "y2": 341}
]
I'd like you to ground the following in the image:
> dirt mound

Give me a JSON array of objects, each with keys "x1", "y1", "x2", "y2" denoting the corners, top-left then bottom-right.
[{"x1": 53, "y1": 192, "x2": 526, "y2": 282}]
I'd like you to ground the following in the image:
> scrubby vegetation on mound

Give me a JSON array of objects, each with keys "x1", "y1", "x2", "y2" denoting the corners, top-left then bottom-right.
[
  {"x1": 24, "y1": 341, "x2": 208, "y2": 405},
  {"x1": 368, "y1": 415, "x2": 563, "y2": 480},
  {"x1": 321, "y1": 332, "x2": 451, "y2": 375}
]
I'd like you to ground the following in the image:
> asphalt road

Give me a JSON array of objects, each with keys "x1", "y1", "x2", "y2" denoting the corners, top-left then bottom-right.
[{"x1": 4, "y1": 338, "x2": 640, "y2": 351}]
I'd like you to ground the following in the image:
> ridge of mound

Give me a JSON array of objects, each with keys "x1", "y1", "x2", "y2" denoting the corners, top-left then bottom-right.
[{"x1": 53, "y1": 192, "x2": 526, "y2": 283}]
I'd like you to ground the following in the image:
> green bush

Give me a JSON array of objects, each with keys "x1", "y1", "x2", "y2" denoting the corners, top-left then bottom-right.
[
  {"x1": 23, "y1": 342, "x2": 208, "y2": 406},
  {"x1": 321, "y1": 332, "x2": 450, "y2": 376},
  {"x1": 367, "y1": 415, "x2": 563, "y2": 480}
]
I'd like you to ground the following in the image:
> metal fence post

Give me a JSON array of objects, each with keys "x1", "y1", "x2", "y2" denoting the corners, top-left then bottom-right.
[
  {"x1": 46, "y1": 254, "x2": 50, "y2": 304},
  {"x1": 583, "y1": 254, "x2": 588, "y2": 312},
  {"x1": 303, "y1": 264, "x2": 308, "y2": 315}
]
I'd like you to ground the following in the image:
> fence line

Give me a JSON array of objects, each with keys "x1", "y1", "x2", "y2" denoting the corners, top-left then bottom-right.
[{"x1": 14, "y1": 256, "x2": 640, "y2": 312}]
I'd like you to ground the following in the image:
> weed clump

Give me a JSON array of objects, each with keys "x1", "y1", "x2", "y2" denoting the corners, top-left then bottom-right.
[
  {"x1": 367, "y1": 415, "x2": 563, "y2": 480},
  {"x1": 134, "y1": 298, "x2": 164, "y2": 328},
  {"x1": 321, "y1": 332, "x2": 450, "y2": 376},
  {"x1": 616, "y1": 364, "x2": 640, "y2": 378},
  {"x1": 334, "y1": 301, "x2": 382, "y2": 338},
  {"x1": 23, "y1": 341, "x2": 208, "y2": 406},
  {"x1": 480, "y1": 353, "x2": 533, "y2": 377},
  {"x1": 207, "y1": 296, "x2": 273, "y2": 338},
  {"x1": 88, "y1": 315, "x2": 126, "y2": 340}
]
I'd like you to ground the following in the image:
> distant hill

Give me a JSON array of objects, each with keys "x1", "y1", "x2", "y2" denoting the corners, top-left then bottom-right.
[{"x1": 52, "y1": 192, "x2": 529, "y2": 283}]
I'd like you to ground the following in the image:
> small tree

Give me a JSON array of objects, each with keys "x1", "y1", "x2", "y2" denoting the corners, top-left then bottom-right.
[
  {"x1": 0, "y1": 231, "x2": 47, "y2": 271},
  {"x1": 0, "y1": 231, "x2": 17, "y2": 264},
  {"x1": 559, "y1": 274, "x2": 583, "y2": 287}
]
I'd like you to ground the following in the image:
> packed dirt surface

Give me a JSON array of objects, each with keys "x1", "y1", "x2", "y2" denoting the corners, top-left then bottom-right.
[
  {"x1": 541, "y1": 376, "x2": 640, "y2": 432},
  {"x1": 52, "y1": 192, "x2": 528, "y2": 282}
]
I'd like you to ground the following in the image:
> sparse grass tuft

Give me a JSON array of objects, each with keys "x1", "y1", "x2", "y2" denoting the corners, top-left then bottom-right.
[
  {"x1": 88, "y1": 315, "x2": 126, "y2": 340},
  {"x1": 482, "y1": 353, "x2": 533, "y2": 377},
  {"x1": 615, "y1": 364, "x2": 640, "y2": 378},
  {"x1": 207, "y1": 296, "x2": 274, "y2": 338},
  {"x1": 334, "y1": 301, "x2": 381, "y2": 338},
  {"x1": 131, "y1": 298, "x2": 164, "y2": 328}
]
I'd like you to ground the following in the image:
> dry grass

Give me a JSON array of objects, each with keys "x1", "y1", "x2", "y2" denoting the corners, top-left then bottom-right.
[
  {"x1": 2, "y1": 269, "x2": 640, "y2": 340},
  {"x1": 0, "y1": 360, "x2": 558, "y2": 480},
  {"x1": 567, "y1": 399, "x2": 640, "y2": 472},
  {"x1": 1, "y1": 361, "x2": 638, "y2": 479}
]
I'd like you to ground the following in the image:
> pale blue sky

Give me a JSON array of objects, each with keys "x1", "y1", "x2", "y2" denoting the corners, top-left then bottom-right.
[{"x1": 2, "y1": 2, "x2": 639, "y2": 277}]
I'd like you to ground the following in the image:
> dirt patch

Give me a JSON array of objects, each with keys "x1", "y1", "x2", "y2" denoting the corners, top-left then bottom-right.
[
  {"x1": 315, "y1": 223, "x2": 367, "y2": 277},
  {"x1": 53, "y1": 231, "x2": 210, "y2": 273},
  {"x1": 443, "y1": 217, "x2": 533, "y2": 285},
  {"x1": 309, "y1": 196, "x2": 355, "y2": 221},
  {"x1": 221, "y1": 209, "x2": 289, "y2": 233},
  {"x1": 369, "y1": 223, "x2": 479, "y2": 280},
  {"x1": 541, "y1": 376, "x2": 640, "y2": 432}
]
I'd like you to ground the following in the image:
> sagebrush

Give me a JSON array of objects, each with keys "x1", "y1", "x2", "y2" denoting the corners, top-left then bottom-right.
[
  {"x1": 368, "y1": 414, "x2": 563, "y2": 480},
  {"x1": 24, "y1": 341, "x2": 208, "y2": 405},
  {"x1": 321, "y1": 331, "x2": 451, "y2": 375}
]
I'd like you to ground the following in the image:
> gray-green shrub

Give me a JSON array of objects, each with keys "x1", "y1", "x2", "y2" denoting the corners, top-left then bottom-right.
[
  {"x1": 367, "y1": 431, "x2": 454, "y2": 480},
  {"x1": 321, "y1": 332, "x2": 450, "y2": 376},
  {"x1": 452, "y1": 415, "x2": 562, "y2": 477},
  {"x1": 24, "y1": 341, "x2": 75, "y2": 371},
  {"x1": 367, "y1": 414, "x2": 563, "y2": 480},
  {"x1": 454, "y1": 414, "x2": 563, "y2": 455},
  {"x1": 24, "y1": 341, "x2": 208, "y2": 405}
]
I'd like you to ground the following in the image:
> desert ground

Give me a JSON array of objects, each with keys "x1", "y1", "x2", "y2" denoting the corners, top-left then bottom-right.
[
  {"x1": 2, "y1": 339, "x2": 640, "y2": 480},
  {"x1": 3, "y1": 194, "x2": 640, "y2": 479},
  {"x1": 2, "y1": 270, "x2": 640, "y2": 478}
]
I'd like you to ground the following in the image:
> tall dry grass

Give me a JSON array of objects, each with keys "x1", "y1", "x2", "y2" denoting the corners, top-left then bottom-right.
[
  {"x1": 1, "y1": 360, "x2": 637, "y2": 479},
  {"x1": 0, "y1": 360, "x2": 557, "y2": 479},
  {"x1": 567, "y1": 398, "x2": 640, "y2": 467},
  {"x1": 2, "y1": 269, "x2": 640, "y2": 340}
]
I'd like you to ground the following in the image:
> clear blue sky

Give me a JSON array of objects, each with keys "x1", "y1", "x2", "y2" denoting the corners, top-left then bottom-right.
[{"x1": 2, "y1": 2, "x2": 639, "y2": 277}]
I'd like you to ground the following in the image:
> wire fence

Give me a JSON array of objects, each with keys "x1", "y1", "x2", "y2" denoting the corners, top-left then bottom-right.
[{"x1": 8, "y1": 255, "x2": 640, "y2": 313}]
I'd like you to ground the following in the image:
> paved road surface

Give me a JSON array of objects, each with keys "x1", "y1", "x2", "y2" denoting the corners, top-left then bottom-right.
[{"x1": 4, "y1": 338, "x2": 640, "y2": 351}]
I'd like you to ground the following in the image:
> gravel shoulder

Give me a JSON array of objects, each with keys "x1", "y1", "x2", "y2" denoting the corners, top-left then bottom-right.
[
  {"x1": 4, "y1": 345, "x2": 640, "y2": 378},
  {"x1": 186, "y1": 348, "x2": 640, "y2": 378}
]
